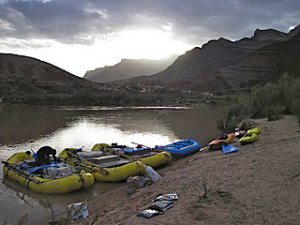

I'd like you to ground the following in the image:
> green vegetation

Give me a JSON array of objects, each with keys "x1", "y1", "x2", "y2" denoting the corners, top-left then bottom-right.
[
  {"x1": 217, "y1": 73, "x2": 300, "y2": 132},
  {"x1": 0, "y1": 77, "x2": 207, "y2": 106}
]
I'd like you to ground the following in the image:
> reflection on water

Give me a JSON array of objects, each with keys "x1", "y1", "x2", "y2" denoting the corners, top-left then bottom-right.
[
  {"x1": 0, "y1": 105, "x2": 74, "y2": 145},
  {"x1": 0, "y1": 105, "x2": 226, "y2": 224},
  {"x1": 1, "y1": 173, "x2": 123, "y2": 224},
  {"x1": 1, "y1": 175, "x2": 64, "y2": 224},
  {"x1": 0, "y1": 107, "x2": 180, "y2": 159}
]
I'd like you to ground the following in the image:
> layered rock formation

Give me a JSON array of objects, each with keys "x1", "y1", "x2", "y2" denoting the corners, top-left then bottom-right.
[
  {"x1": 84, "y1": 56, "x2": 177, "y2": 83},
  {"x1": 127, "y1": 25, "x2": 300, "y2": 92}
]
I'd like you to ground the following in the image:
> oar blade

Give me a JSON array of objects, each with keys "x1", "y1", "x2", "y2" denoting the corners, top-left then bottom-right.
[{"x1": 222, "y1": 144, "x2": 239, "y2": 154}]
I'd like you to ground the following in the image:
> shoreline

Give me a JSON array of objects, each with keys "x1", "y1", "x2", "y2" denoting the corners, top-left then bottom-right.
[{"x1": 58, "y1": 115, "x2": 300, "y2": 225}]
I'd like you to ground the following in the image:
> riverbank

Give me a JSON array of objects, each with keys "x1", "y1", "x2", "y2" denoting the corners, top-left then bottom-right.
[{"x1": 61, "y1": 115, "x2": 300, "y2": 225}]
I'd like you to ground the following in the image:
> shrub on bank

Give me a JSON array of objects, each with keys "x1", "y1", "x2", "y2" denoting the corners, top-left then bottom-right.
[{"x1": 218, "y1": 73, "x2": 300, "y2": 132}]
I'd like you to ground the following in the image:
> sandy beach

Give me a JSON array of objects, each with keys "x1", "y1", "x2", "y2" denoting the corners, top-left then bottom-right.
[{"x1": 68, "y1": 115, "x2": 300, "y2": 225}]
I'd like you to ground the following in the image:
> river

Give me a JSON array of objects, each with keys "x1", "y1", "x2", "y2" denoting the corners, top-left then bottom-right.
[{"x1": 0, "y1": 105, "x2": 226, "y2": 224}]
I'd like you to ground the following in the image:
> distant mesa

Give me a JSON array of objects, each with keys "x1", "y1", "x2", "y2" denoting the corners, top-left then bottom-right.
[{"x1": 83, "y1": 55, "x2": 177, "y2": 83}]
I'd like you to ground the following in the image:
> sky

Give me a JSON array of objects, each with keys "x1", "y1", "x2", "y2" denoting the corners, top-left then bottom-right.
[{"x1": 0, "y1": 0, "x2": 299, "y2": 77}]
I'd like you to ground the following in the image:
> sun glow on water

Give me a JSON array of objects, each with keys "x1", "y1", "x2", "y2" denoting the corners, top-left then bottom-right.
[{"x1": 0, "y1": 118, "x2": 177, "y2": 159}]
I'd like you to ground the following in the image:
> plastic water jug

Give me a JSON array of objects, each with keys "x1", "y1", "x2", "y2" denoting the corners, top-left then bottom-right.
[{"x1": 145, "y1": 165, "x2": 161, "y2": 182}]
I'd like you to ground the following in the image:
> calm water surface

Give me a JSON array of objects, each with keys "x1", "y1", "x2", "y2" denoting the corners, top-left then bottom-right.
[{"x1": 0, "y1": 105, "x2": 226, "y2": 224}]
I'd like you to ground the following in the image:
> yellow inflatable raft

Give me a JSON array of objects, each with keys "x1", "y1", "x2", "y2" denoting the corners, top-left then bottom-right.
[
  {"x1": 2, "y1": 152, "x2": 94, "y2": 194},
  {"x1": 59, "y1": 148, "x2": 145, "y2": 182},
  {"x1": 91, "y1": 144, "x2": 172, "y2": 169},
  {"x1": 133, "y1": 150, "x2": 172, "y2": 168}
]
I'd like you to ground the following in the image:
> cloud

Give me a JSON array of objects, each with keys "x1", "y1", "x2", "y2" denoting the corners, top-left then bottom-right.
[
  {"x1": 0, "y1": 0, "x2": 299, "y2": 47},
  {"x1": 0, "y1": 0, "x2": 109, "y2": 44}
]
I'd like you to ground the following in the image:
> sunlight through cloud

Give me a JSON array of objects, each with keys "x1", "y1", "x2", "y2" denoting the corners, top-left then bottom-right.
[{"x1": 104, "y1": 28, "x2": 191, "y2": 59}]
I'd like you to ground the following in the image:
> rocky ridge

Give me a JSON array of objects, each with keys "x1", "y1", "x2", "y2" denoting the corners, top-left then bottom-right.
[
  {"x1": 125, "y1": 25, "x2": 300, "y2": 92},
  {"x1": 84, "y1": 56, "x2": 177, "y2": 83}
]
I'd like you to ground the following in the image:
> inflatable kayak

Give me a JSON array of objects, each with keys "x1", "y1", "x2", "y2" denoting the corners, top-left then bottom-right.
[
  {"x1": 239, "y1": 132, "x2": 258, "y2": 144},
  {"x1": 155, "y1": 139, "x2": 201, "y2": 157},
  {"x1": 59, "y1": 148, "x2": 145, "y2": 182},
  {"x1": 209, "y1": 133, "x2": 236, "y2": 151},
  {"x1": 2, "y1": 152, "x2": 94, "y2": 194},
  {"x1": 246, "y1": 127, "x2": 261, "y2": 135},
  {"x1": 239, "y1": 127, "x2": 261, "y2": 144}
]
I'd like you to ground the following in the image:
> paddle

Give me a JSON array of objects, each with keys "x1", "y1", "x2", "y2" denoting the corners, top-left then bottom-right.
[
  {"x1": 222, "y1": 144, "x2": 239, "y2": 154},
  {"x1": 199, "y1": 146, "x2": 209, "y2": 152}
]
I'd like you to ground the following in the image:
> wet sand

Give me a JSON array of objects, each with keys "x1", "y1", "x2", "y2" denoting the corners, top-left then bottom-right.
[{"x1": 67, "y1": 115, "x2": 300, "y2": 225}]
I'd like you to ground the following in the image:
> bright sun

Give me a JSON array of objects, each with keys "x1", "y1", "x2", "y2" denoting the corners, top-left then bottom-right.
[{"x1": 109, "y1": 29, "x2": 191, "y2": 59}]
